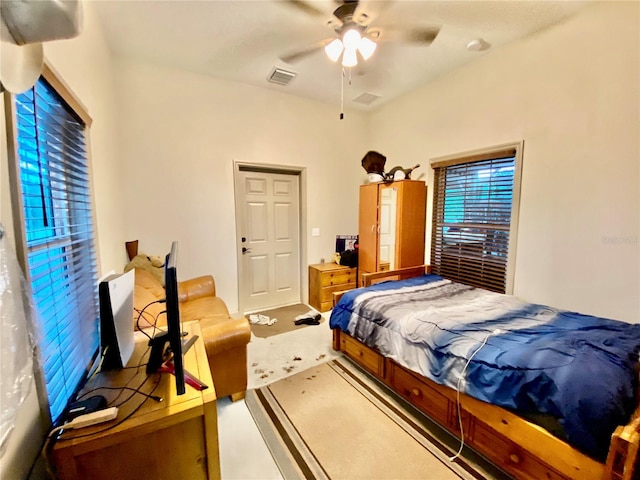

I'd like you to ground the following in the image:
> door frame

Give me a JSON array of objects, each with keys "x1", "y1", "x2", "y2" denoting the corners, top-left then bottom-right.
[{"x1": 233, "y1": 160, "x2": 307, "y2": 315}]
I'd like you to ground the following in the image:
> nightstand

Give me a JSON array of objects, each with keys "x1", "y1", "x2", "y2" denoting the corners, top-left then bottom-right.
[{"x1": 308, "y1": 263, "x2": 357, "y2": 312}]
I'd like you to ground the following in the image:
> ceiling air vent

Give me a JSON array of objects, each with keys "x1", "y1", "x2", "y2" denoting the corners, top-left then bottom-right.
[
  {"x1": 267, "y1": 67, "x2": 297, "y2": 86},
  {"x1": 353, "y1": 92, "x2": 381, "y2": 106}
]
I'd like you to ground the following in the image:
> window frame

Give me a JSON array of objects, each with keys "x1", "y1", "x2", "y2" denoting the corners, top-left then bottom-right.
[
  {"x1": 429, "y1": 141, "x2": 524, "y2": 294},
  {"x1": 4, "y1": 62, "x2": 99, "y2": 426}
]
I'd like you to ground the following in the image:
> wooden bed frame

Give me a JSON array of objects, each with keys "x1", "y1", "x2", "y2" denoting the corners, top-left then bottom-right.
[{"x1": 331, "y1": 265, "x2": 639, "y2": 480}]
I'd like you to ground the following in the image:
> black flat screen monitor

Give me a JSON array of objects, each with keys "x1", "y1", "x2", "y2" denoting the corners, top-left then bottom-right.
[
  {"x1": 165, "y1": 241, "x2": 185, "y2": 395},
  {"x1": 145, "y1": 241, "x2": 185, "y2": 395}
]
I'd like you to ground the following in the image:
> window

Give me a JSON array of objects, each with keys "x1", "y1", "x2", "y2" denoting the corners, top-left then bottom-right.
[
  {"x1": 9, "y1": 70, "x2": 99, "y2": 423},
  {"x1": 430, "y1": 144, "x2": 522, "y2": 294}
]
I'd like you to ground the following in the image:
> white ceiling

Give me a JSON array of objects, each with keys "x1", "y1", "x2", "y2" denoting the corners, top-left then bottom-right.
[{"x1": 93, "y1": 0, "x2": 592, "y2": 111}]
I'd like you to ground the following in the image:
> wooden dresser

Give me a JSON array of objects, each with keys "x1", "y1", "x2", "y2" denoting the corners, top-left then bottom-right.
[
  {"x1": 52, "y1": 322, "x2": 219, "y2": 480},
  {"x1": 308, "y1": 263, "x2": 356, "y2": 312}
]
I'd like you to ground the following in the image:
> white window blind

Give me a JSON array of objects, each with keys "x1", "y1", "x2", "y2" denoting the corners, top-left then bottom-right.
[
  {"x1": 431, "y1": 148, "x2": 517, "y2": 293},
  {"x1": 14, "y1": 77, "x2": 99, "y2": 423}
]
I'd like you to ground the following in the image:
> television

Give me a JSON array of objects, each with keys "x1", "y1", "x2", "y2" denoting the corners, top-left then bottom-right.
[
  {"x1": 164, "y1": 241, "x2": 185, "y2": 395},
  {"x1": 146, "y1": 241, "x2": 186, "y2": 395},
  {"x1": 99, "y1": 269, "x2": 135, "y2": 370}
]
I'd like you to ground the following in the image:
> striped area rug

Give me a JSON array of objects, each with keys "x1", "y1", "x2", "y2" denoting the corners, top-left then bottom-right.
[{"x1": 245, "y1": 357, "x2": 510, "y2": 480}]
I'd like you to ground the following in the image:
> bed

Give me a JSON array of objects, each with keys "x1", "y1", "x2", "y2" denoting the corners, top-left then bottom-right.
[{"x1": 330, "y1": 265, "x2": 640, "y2": 480}]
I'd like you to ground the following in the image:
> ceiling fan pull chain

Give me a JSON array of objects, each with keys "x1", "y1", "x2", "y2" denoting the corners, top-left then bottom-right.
[{"x1": 340, "y1": 67, "x2": 345, "y2": 120}]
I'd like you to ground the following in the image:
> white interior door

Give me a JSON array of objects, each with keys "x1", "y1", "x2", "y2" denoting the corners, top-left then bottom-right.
[{"x1": 236, "y1": 169, "x2": 301, "y2": 313}]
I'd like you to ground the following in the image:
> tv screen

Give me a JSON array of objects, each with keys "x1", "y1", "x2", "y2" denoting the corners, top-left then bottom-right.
[
  {"x1": 164, "y1": 241, "x2": 185, "y2": 395},
  {"x1": 145, "y1": 241, "x2": 202, "y2": 395}
]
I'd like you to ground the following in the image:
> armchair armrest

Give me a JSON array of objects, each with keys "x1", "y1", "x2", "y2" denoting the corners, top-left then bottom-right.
[{"x1": 178, "y1": 275, "x2": 217, "y2": 303}]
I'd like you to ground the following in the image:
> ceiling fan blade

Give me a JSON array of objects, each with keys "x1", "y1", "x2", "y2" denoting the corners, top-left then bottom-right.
[
  {"x1": 284, "y1": 0, "x2": 327, "y2": 18},
  {"x1": 353, "y1": 0, "x2": 395, "y2": 27},
  {"x1": 279, "y1": 39, "x2": 332, "y2": 64},
  {"x1": 382, "y1": 25, "x2": 441, "y2": 45}
]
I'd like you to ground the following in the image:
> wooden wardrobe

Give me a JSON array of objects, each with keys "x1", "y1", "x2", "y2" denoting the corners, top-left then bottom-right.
[{"x1": 358, "y1": 180, "x2": 427, "y2": 285}]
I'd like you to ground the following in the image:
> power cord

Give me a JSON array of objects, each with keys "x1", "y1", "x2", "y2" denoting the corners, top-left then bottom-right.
[
  {"x1": 135, "y1": 299, "x2": 166, "y2": 338},
  {"x1": 75, "y1": 385, "x2": 163, "y2": 404},
  {"x1": 449, "y1": 328, "x2": 502, "y2": 462},
  {"x1": 85, "y1": 345, "x2": 109, "y2": 383},
  {"x1": 56, "y1": 374, "x2": 162, "y2": 441}
]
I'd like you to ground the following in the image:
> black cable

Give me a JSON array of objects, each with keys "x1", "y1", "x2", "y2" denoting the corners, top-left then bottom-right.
[
  {"x1": 42, "y1": 374, "x2": 161, "y2": 477},
  {"x1": 122, "y1": 363, "x2": 148, "y2": 369},
  {"x1": 74, "y1": 385, "x2": 163, "y2": 403},
  {"x1": 110, "y1": 375, "x2": 154, "y2": 408},
  {"x1": 108, "y1": 344, "x2": 151, "y2": 406},
  {"x1": 53, "y1": 373, "x2": 162, "y2": 442},
  {"x1": 135, "y1": 299, "x2": 166, "y2": 338}
]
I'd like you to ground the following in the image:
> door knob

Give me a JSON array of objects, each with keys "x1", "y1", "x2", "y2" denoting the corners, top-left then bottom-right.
[{"x1": 242, "y1": 247, "x2": 251, "y2": 254}]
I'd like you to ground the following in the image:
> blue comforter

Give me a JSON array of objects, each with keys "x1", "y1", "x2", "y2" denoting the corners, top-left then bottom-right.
[{"x1": 329, "y1": 274, "x2": 640, "y2": 460}]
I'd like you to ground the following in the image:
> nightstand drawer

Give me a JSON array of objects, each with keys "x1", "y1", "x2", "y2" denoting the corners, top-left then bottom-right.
[
  {"x1": 319, "y1": 282, "x2": 356, "y2": 303},
  {"x1": 318, "y1": 270, "x2": 357, "y2": 287}
]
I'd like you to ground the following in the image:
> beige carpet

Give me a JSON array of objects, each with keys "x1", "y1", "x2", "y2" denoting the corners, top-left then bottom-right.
[
  {"x1": 246, "y1": 304, "x2": 324, "y2": 338},
  {"x1": 246, "y1": 358, "x2": 509, "y2": 480}
]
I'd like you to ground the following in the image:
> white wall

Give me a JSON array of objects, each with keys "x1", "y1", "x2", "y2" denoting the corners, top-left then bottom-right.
[
  {"x1": 42, "y1": 4, "x2": 125, "y2": 276},
  {"x1": 114, "y1": 59, "x2": 368, "y2": 313},
  {"x1": 369, "y1": 1, "x2": 639, "y2": 323}
]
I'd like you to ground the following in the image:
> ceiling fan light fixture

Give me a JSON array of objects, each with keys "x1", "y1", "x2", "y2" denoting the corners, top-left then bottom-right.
[
  {"x1": 342, "y1": 48, "x2": 358, "y2": 67},
  {"x1": 325, "y1": 38, "x2": 344, "y2": 62},
  {"x1": 342, "y1": 29, "x2": 362, "y2": 51},
  {"x1": 358, "y1": 37, "x2": 377, "y2": 60}
]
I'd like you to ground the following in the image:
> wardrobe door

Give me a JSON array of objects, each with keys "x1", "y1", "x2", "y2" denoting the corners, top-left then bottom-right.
[
  {"x1": 358, "y1": 183, "x2": 379, "y2": 277},
  {"x1": 395, "y1": 180, "x2": 427, "y2": 268}
]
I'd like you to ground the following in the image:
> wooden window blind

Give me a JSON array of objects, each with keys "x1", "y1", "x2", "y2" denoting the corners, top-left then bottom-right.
[
  {"x1": 430, "y1": 148, "x2": 517, "y2": 293},
  {"x1": 13, "y1": 76, "x2": 99, "y2": 423}
]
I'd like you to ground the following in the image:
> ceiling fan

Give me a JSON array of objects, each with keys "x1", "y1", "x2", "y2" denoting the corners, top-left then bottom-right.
[{"x1": 280, "y1": 0, "x2": 441, "y2": 67}]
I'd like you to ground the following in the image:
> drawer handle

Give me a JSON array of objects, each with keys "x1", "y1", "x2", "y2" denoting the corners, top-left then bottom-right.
[
  {"x1": 509, "y1": 454, "x2": 520, "y2": 464},
  {"x1": 411, "y1": 388, "x2": 421, "y2": 397}
]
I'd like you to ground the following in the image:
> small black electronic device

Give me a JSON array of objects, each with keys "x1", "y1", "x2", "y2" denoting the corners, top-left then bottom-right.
[{"x1": 66, "y1": 395, "x2": 108, "y2": 420}]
